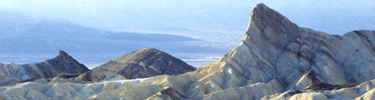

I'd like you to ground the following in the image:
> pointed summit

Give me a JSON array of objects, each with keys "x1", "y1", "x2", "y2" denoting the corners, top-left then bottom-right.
[
  {"x1": 244, "y1": 3, "x2": 300, "y2": 51},
  {"x1": 56, "y1": 50, "x2": 76, "y2": 62},
  {"x1": 47, "y1": 50, "x2": 89, "y2": 75},
  {"x1": 58, "y1": 50, "x2": 69, "y2": 57},
  {"x1": 0, "y1": 50, "x2": 89, "y2": 86},
  {"x1": 248, "y1": 3, "x2": 297, "y2": 33}
]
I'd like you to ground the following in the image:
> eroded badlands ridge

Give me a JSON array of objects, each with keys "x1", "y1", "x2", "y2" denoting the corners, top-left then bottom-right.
[
  {"x1": 0, "y1": 50, "x2": 89, "y2": 86},
  {"x1": 1, "y1": 3, "x2": 375, "y2": 100},
  {"x1": 95, "y1": 48, "x2": 196, "y2": 79},
  {"x1": 72, "y1": 48, "x2": 196, "y2": 83}
]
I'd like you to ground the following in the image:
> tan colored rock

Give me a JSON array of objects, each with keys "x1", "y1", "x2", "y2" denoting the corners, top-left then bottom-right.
[
  {"x1": 203, "y1": 79, "x2": 283, "y2": 100},
  {"x1": 263, "y1": 79, "x2": 375, "y2": 99},
  {"x1": 1, "y1": 3, "x2": 375, "y2": 100},
  {"x1": 288, "y1": 92, "x2": 328, "y2": 100},
  {"x1": 287, "y1": 70, "x2": 319, "y2": 90},
  {"x1": 147, "y1": 86, "x2": 187, "y2": 100},
  {"x1": 356, "y1": 88, "x2": 375, "y2": 100}
]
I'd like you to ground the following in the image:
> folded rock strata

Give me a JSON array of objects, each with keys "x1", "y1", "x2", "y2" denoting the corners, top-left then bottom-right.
[
  {"x1": 262, "y1": 79, "x2": 375, "y2": 100},
  {"x1": 1, "y1": 3, "x2": 375, "y2": 100}
]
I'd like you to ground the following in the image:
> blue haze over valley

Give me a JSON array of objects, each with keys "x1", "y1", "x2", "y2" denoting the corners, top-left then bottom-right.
[{"x1": 0, "y1": 0, "x2": 374, "y2": 68}]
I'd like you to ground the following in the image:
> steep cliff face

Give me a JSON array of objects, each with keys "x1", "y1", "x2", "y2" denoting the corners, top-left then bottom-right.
[
  {"x1": 1, "y1": 3, "x2": 375, "y2": 100},
  {"x1": 46, "y1": 50, "x2": 89, "y2": 75},
  {"x1": 155, "y1": 3, "x2": 374, "y2": 99},
  {"x1": 96, "y1": 48, "x2": 196, "y2": 79},
  {"x1": 0, "y1": 50, "x2": 89, "y2": 86}
]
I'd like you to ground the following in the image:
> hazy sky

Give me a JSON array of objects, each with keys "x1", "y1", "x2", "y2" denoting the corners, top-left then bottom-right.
[{"x1": 0, "y1": 0, "x2": 374, "y2": 34}]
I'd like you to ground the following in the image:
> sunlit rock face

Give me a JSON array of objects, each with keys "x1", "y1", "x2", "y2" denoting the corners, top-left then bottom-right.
[
  {"x1": 1, "y1": 3, "x2": 375, "y2": 100},
  {"x1": 262, "y1": 80, "x2": 375, "y2": 100},
  {"x1": 0, "y1": 50, "x2": 89, "y2": 86},
  {"x1": 95, "y1": 48, "x2": 196, "y2": 79}
]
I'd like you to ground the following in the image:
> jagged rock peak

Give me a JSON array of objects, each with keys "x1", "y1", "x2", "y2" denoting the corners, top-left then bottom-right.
[
  {"x1": 0, "y1": 50, "x2": 89, "y2": 86},
  {"x1": 47, "y1": 50, "x2": 89, "y2": 74},
  {"x1": 97, "y1": 48, "x2": 196, "y2": 79},
  {"x1": 3, "y1": 3, "x2": 375, "y2": 100},
  {"x1": 245, "y1": 3, "x2": 299, "y2": 50},
  {"x1": 249, "y1": 3, "x2": 297, "y2": 29},
  {"x1": 57, "y1": 50, "x2": 77, "y2": 61},
  {"x1": 58, "y1": 50, "x2": 69, "y2": 57}
]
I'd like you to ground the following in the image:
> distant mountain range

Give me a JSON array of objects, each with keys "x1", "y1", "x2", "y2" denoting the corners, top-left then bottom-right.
[
  {"x1": 1, "y1": 3, "x2": 375, "y2": 100},
  {"x1": 0, "y1": 14, "x2": 222, "y2": 54}
]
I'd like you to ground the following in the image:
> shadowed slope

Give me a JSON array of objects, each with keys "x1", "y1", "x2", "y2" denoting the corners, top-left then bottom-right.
[
  {"x1": 0, "y1": 50, "x2": 89, "y2": 86},
  {"x1": 1, "y1": 3, "x2": 375, "y2": 100},
  {"x1": 304, "y1": 82, "x2": 361, "y2": 90}
]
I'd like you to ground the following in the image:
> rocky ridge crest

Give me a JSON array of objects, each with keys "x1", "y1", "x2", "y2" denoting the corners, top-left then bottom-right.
[
  {"x1": 95, "y1": 48, "x2": 196, "y2": 79},
  {"x1": 1, "y1": 3, "x2": 375, "y2": 100},
  {"x1": 0, "y1": 50, "x2": 89, "y2": 86}
]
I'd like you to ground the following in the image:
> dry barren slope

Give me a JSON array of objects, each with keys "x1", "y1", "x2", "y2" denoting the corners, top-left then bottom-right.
[
  {"x1": 1, "y1": 3, "x2": 375, "y2": 100},
  {"x1": 95, "y1": 48, "x2": 196, "y2": 79},
  {"x1": 0, "y1": 50, "x2": 89, "y2": 86}
]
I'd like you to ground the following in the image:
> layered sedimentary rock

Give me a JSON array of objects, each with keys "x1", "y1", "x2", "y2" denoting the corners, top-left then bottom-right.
[
  {"x1": 0, "y1": 50, "x2": 89, "y2": 86},
  {"x1": 95, "y1": 48, "x2": 196, "y2": 79},
  {"x1": 1, "y1": 3, "x2": 375, "y2": 100},
  {"x1": 262, "y1": 79, "x2": 375, "y2": 100}
]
